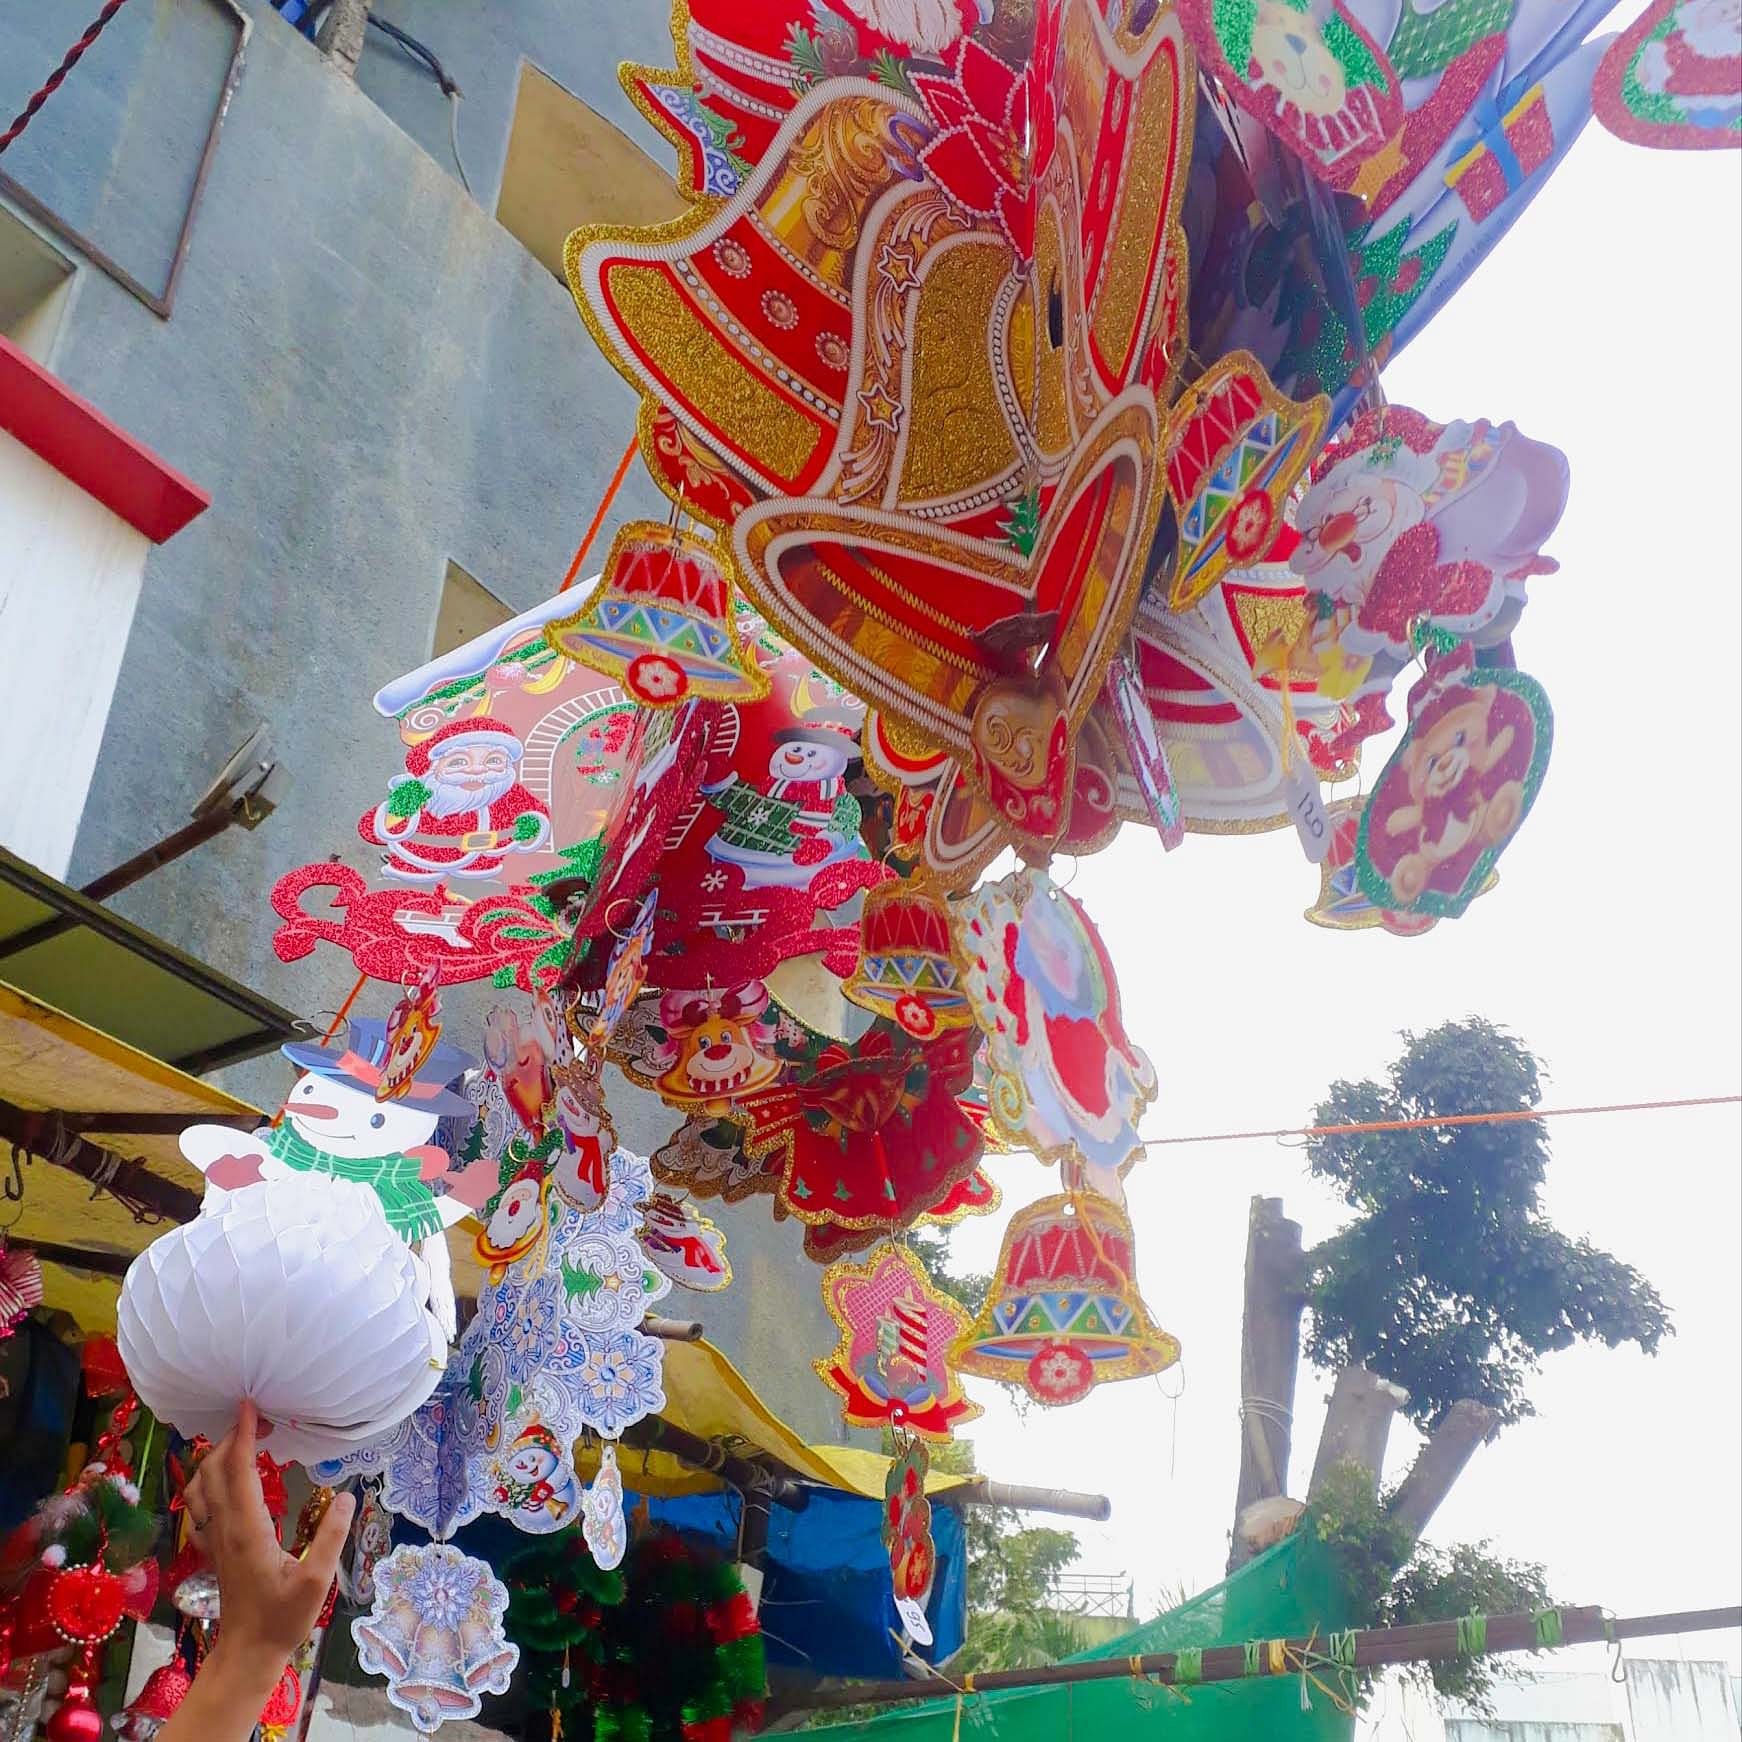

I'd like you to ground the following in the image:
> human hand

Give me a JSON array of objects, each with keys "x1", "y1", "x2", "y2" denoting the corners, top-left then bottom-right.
[{"x1": 183, "y1": 1402, "x2": 356, "y2": 1682}]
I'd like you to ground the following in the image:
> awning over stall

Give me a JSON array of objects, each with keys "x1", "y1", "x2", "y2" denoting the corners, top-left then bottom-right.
[{"x1": 0, "y1": 847, "x2": 299, "y2": 1075}]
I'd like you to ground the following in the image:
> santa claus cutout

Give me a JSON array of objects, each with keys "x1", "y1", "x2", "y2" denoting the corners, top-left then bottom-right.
[{"x1": 360, "y1": 719, "x2": 551, "y2": 885}]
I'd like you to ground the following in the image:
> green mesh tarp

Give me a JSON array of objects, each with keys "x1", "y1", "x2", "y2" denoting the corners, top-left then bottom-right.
[{"x1": 815, "y1": 1532, "x2": 1355, "y2": 1741}]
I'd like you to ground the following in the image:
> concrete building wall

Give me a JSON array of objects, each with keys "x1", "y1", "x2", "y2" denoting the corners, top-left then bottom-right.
[
  {"x1": 1363, "y1": 1652, "x2": 1742, "y2": 1742},
  {"x1": 0, "y1": 0, "x2": 847, "y2": 1439}
]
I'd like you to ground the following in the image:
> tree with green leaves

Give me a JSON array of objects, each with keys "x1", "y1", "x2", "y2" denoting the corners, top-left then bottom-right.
[
  {"x1": 1229, "y1": 1017, "x2": 1671, "y2": 1711},
  {"x1": 1303, "y1": 1017, "x2": 1670, "y2": 1430}
]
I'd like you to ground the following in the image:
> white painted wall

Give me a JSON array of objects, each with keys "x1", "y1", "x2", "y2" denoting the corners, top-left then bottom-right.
[
  {"x1": 0, "y1": 425, "x2": 150, "y2": 879},
  {"x1": 1360, "y1": 1649, "x2": 1742, "y2": 1742}
]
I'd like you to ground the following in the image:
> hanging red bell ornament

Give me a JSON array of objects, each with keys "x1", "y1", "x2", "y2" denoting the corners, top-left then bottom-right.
[
  {"x1": 111, "y1": 1661, "x2": 194, "y2": 1742},
  {"x1": 950, "y1": 1191, "x2": 1180, "y2": 1406},
  {"x1": 545, "y1": 520, "x2": 770, "y2": 708}
]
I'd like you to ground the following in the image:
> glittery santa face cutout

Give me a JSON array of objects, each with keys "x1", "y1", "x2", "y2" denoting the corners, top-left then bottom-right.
[
  {"x1": 1291, "y1": 407, "x2": 1568, "y2": 667},
  {"x1": 1595, "y1": 0, "x2": 1742, "y2": 151}
]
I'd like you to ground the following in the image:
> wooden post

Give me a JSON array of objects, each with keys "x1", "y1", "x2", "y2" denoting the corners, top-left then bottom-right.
[
  {"x1": 1228, "y1": 1196, "x2": 1307, "y2": 1570},
  {"x1": 316, "y1": 0, "x2": 369, "y2": 76},
  {"x1": 1385, "y1": 1399, "x2": 1500, "y2": 1541},
  {"x1": 1307, "y1": 1366, "x2": 1409, "y2": 1502}
]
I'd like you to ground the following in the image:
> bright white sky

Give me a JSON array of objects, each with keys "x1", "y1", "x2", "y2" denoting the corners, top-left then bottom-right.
[{"x1": 942, "y1": 92, "x2": 1742, "y2": 1709}]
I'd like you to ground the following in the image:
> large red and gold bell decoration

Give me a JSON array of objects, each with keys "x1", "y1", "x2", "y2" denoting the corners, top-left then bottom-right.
[
  {"x1": 841, "y1": 880, "x2": 971, "y2": 1042},
  {"x1": 545, "y1": 520, "x2": 769, "y2": 707},
  {"x1": 950, "y1": 1191, "x2": 1178, "y2": 1406}
]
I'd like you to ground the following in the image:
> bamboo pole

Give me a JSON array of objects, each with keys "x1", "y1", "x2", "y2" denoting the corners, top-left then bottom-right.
[{"x1": 792, "y1": 1604, "x2": 1742, "y2": 1713}]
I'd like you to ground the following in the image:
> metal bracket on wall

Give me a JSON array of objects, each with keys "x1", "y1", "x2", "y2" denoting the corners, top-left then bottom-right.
[{"x1": 0, "y1": 0, "x2": 251, "y2": 320}]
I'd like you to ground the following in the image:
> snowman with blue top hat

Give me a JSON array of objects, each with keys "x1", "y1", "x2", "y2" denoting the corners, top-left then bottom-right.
[{"x1": 177, "y1": 1017, "x2": 495, "y2": 1337}]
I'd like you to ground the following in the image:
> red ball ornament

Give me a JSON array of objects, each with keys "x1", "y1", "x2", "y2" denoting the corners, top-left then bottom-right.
[
  {"x1": 45, "y1": 1642, "x2": 105, "y2": 1742},
  {"x1": 47, "y1": 1565, "x2": 127, "y2": 1645}
]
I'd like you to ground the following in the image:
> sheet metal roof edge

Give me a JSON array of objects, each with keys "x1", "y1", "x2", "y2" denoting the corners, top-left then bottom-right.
[{"x1": 0, "y1": 846, "x2": 302, "y2": 1073}]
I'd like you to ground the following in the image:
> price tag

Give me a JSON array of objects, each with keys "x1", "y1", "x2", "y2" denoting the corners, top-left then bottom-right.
[
  {"x1": 1283, "y1": 763, "x2": 1332, "y2": 864},
  {"x1": 895, "y1": 1595, "x2": 933, "y2": 1647}
]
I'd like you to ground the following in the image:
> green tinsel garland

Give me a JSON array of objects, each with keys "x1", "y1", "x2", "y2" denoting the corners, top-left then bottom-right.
[{"x1": 504, "y1": 1526, "x2": 766, "y2": 1742}]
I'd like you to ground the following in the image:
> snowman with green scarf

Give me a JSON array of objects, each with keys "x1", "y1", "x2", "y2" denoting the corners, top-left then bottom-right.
[{"x1": 178, "y1": 1018, "x2": 496, "y2": 1337}]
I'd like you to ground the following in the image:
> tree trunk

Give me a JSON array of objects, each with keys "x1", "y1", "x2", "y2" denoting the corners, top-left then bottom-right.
[
  {"x1": 1307, "y1": 1366, "x2": 1409, "y2": 1502},
  {"x1": 316, "y1": 0, "x2": 369, "y2": 77},
  {"x1": 1228, "y1": 1196, "x2": 1307, "y2": 1570},
  {"x1": 1384, "y1": 1399, "x2": 1500, "y2": 1541}
]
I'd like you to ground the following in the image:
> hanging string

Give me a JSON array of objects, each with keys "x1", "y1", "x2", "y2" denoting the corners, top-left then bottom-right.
[
  {"x1": 321, "y1": 973, "x2": 368, "y2": 1045},
  {"x1": 560, "y1": 436, "x2": 639, "y2": 591},
  {"x1": 1126, "y1": 1093, "x2": 1740, "y2": 1151},
  {"x1": 0, "y1": 0, "x2": 137, "y2": 156}
]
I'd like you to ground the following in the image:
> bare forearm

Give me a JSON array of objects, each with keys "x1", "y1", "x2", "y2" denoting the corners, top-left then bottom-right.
[{"x1": 155, "y1": 1641, "x2": 283, "y2": 1742}]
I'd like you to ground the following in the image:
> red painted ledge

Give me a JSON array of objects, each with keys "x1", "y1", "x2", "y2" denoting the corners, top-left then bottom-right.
[{"x1": 0, "y1": 334, "x2": 209, "y2": 543}]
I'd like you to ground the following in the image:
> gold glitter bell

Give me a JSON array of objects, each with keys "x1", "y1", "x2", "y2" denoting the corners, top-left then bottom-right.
[
  {"x1": 546, "y1": 521, "x2": 768, "y2": 707},
  {"x1": 950, "y1": 1190, "x2": 1178, "y2": 1406}
]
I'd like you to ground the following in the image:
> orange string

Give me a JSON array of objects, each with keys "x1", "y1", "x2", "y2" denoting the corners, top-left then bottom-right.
[
  {"x1": 320, "y1": 972, "x2": 368, "y2": 1044},
  {"x1": 1133, "y1": 1094, "x2": 1740, "y2": 1150},
  {"x1": 560, "y1": 436, "x2": 638, "y2": 591}
]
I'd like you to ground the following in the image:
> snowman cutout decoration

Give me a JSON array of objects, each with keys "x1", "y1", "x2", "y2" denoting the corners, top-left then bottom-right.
[
  {"x1": 489, "y1": 1420, "x2": 580, "y2": 1533},
  {"x1": 176, "y1": 1018, "x2": 494, "y2": 1337},
  {"x1": 698, "y1": 723, "x2": 865, "y2": 887}
]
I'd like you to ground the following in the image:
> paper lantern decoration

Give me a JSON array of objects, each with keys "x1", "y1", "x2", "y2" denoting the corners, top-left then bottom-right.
[
  {"x1": 951, "y1": 1192, "x2": 1179, "y2": 1405},
  {"x1": 842, "y1": 880, "x2": 971, "y2": 1041},
  {"x1": 1164, "y1": 351, "x2": 1329, "y2": 611},
  {"x1": 351, "y1": 1543, "x2": 519, "y2": 1734},
  {"x1": 1291, "y1": 406, "x2": 1567, "y2": 666},
  {"x1": 815, "y1": 1243, "x2": 980, "y2": 1440},
  {"x1": 584, "y1": 628, "x2": 883, "y2": 993},
  {"x1": 1181, "y1": 0, "x2": 1405, "y2": 181},
  {"x1": 545, "y1": 522, "x2": 769, "y2": 707},
  {"x1": 954, "y1": 868, "x2": 1156, "y2": 1198},
  {"x1": 274, "y1": 586, "x2": 649, "y2": 992},
  {"x1": 882, "y1": 1438, "x2": 936, "y2": 1647},
  {"x1": 1357, "y1": 646, "x2": 1551, "y2": 920},
  {"x1": 731, "y1": 1025, "x2": 990, "y2": 1260},
  {"x1": 1595, "y1": 0, "x2": 1742, "y2": 151},
  {"x1": 118, "y1": 1176, "x2": 448, "y2": 1467},
  {"x1": 171, "y1": 1016, "x2": 487, "y2": 1344}
]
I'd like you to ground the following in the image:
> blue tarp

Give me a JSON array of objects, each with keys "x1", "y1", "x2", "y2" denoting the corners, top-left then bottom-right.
[{"x1": 649, "y1": 1486, "x2": 968, "y2": 1678}]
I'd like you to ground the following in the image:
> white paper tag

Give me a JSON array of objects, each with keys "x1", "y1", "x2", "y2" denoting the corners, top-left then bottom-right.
[
  {"x1": 895, "y1": 1596, "x2": 933, "y2": 1647},
  {"x1": 1283, "y1": 763, "x2": 1332, "y2": 864}
]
